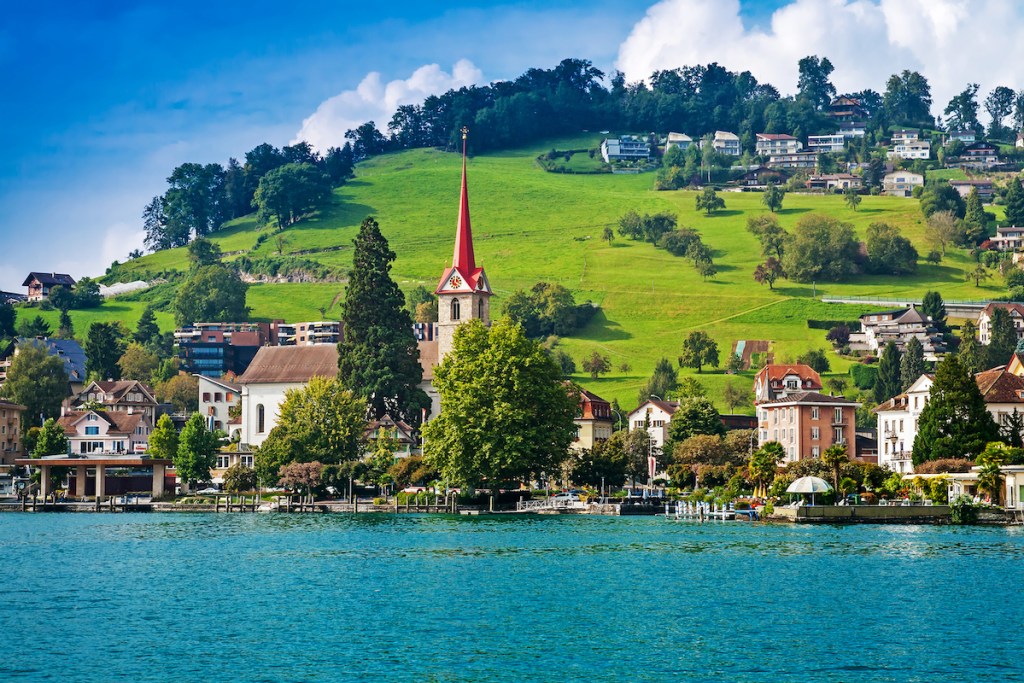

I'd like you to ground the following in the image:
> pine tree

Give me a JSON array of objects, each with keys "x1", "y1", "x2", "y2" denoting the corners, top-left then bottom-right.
[
  {"x1": 963, "y1": 187, "x2": 987, "y2": 243},
  {"x1": 57, "y1": 310, "x2": 74, "y2": 340},
  {"x1": 134, "y1": 305, "x2": 161, "y2": 349},
  {"x1": 987, "y1": 306, "x2": 1018, "y2": 368},
  {"x1": 959, "y1": 320, "x2": 983, "y2": 374},
  {"x1": 1005, "y1": 177, "x2": 1024, "y2": 227},
  {"x1": 337, "y1": 217, "x2": 429, "y2": 425},
  {"x1": 921, "y1": 291, "x2": 947, "y2": 332},
  {"x1": 912, "y1": 354, "x2": 999, "y2": 464},
  {"x1": 900, "y1": 336, "x2": 926, "y2": 390},
  {"x1": 874, "y1": 341, "x2": 902, "y2": 403}
]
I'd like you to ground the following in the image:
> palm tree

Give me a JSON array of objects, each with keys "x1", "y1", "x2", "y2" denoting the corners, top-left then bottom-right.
[
  {"x1": 977, "y1": 462, "x2": 1004, "y2": 505},
  {"x1": 749, "y1": 442, "x2": 785, "y2": 497},
  {"x1": 821, "y1": 444, "x2": 850, "y2": 498}
]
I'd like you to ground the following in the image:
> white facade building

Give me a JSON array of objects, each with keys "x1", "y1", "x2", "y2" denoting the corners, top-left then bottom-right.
[
  {"x1": 807, "y1": 134, "x2": 846, "y2": 153},
  {"x1": 197, "y1": 375, "x2": 241, "y2": 438},
  {"x1": 626, "y1": 399, "x2": 679, "y2": 453},
  {"x1": 874, "y1": 375, "x2": 933, "y2": 473},
  {"x1": 887, "y1": 140, "x2": 930, "y2": 160}
]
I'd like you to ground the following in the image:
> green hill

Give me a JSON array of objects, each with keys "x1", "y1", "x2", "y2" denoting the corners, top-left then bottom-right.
[{"x1": 20, "y1": 135, "x2": 1009, "y2": 411}]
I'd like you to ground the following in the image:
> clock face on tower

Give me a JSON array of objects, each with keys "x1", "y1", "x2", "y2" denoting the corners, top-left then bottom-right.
[{"x1": 449, "y1": 275, "x2": 463, "y2": 289}]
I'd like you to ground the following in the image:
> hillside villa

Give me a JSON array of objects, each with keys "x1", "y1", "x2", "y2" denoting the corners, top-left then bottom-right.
[
  {"x1": 754, "y1": 364, "x2": 823, "y2": 403},
  {"x1": 22, "y1": 272, "x2": 75, "y2": 301},
  {"x1": 978, "y1": 303, "x2": 1024, "y2": 344},
  {"x1": 850, "y1": 306, "x2": 947, "y2": 360},
  {"x1": 883, "y1": 171, "x2": 924, "y2": 197}
]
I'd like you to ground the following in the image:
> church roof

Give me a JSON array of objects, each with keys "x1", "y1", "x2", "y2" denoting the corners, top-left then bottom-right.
[{"x1": 436, "y1": 131, "x2": 489, "y2": 296}]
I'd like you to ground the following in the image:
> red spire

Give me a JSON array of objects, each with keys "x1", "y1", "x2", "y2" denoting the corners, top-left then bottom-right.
[{"x1": 452, "y1": 127, "x2": 476, "y2": 274}]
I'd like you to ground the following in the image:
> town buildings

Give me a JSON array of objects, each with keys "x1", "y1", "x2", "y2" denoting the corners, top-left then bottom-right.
[
  {"x1": 756, "y1": 392, "x2": 860, "y2": 462},
  {"x1": 949, "y1": 179, "x2": 993, "y2": 201},
  {"x1": 0, "y1": 337, "x2": 87, "y2": 394},
  {"x1": 276, "y1": 321, "x2": 342, "y2": 346},
  {"x1": 572, "y1": 388, "x2": 614, "y2": 452},
  {"x1": 851, "y1": 306, "x2": 947, "y2": 360},
  {"x1": 627, "y1": 399, "x2": 679, "y2": 452},
  {"x1": 767, "y1": 151, "x2": 818, "y2": 170},
  {"x1": 958, "y1": 141, "x2": 999, "y2": 168},
  {"x1": 69, "y1": 380, "x2": 159, "y2": 450},
  {"x1": 755, "y1": 133, "x2": 801, "y2": 156},
  {"x1": 887, "y1": 139, "x2": 930, "y2": 160},
  {"x1": 22, "y1": 272, "x2": 75, "y2": 301},
  {"x1": 197, "y1": 375, "x2": 241, "y2": 437},
  {"x1": 808, "y1": 174, "x2": 861, "y2": 191},
  {"x1": 806, "y1": 134, "x2": 846, "y2": 154},
  {"x1": 600, "y1": 136, "x2": 650, "y2": 163},
  {"x1": 666, "y1": 132, "x2": 693, "y2": 150},
  {"x1": 175, "y1": 322, "x2": 272, "y2": 378},
  {"x1": 754, "y1": 364, "x2": 823, "y2": 403},
  {"x1": 709, "y1": 131, "x2": 741, "y2": 156},
  {"x1": 365, "y1": 415, "x2": 417, "y2": 458},
  {"x1": 874, "y1": 374, "x2": 933, "y2": 473},
  {"x1": 992, "y1": 226, "x2": 1024, "y2": 252},
  {"x1": 0, "y1": 401, "x2": 26, "y2": 465},
  {"x1": 57, "y1": 409, "x2": 146, "y2": 455}
]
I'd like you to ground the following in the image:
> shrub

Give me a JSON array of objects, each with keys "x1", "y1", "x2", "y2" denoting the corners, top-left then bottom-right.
[
  {"x1": 914, "y1": 458, "x2": 974, "y2": 474},
  {"x1": 950, "y1": 494, "x2": 979, "y2": 524}
]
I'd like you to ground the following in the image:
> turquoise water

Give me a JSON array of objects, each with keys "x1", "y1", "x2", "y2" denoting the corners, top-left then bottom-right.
[{"x1": 2, "y1": 513, "x2": 1022, "y2": 682}]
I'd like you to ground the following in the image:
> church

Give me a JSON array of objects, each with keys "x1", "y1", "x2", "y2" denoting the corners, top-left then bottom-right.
[{"x1": 418, "y1": 128, "x2": 492, "y2": 420}]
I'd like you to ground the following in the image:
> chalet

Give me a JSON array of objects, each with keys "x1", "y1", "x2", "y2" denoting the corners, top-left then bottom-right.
[
  {"x1": 666, "y1": 132, "x2": 693, "y2": 150},
  {"x1": 882, "y1": 171, "x2": 924, "y2": 197},
  {"x1": 756, "y1": 392, "x2": 860, "y2": 462},
  {"x1": 978, "y1": 303, "x2": 1024, "y2": 345},
  {"x1": 600, "y1": 136, "x2": 650, "y2": 163},
  {"x1": 735, "y1": 166, "x2": 788, "y2": 188},
  {"x1": 767, "y1": 151, "x2": 818, "y2": 170},
  {"x1": 808, "y1": 173, "x2": 862, "y2": 191},
  {"x1": 887, "y1": 139, "x2": 930, "y2": 160},
  {"x1": 806, "y1": 134, "x2": 846, "y2": 154},
  {"x1": 851, "y1": 306, "x2": 947, "y2": 360},
  {"x1": 71, "y1": 380, "x2": 159, "y2": 425},
  {"x1": 755, "y1": 133, "x2": 801, "y2": 156},
  {"x1": 949, "y1": 179, "x2": 994, "y2": 202},
  {"x1": 365, "y1": 415, "x2": 417, "y2": 458},
  {"x1": 992, "y1": 226, "x2": 1024, "y2": 252},
  {"x1": 754, "y1": 364, "x2": 823, "y2": 404},
  {"x1": 22, "y1": 272, "x2": 75, "y2": 301},
  {"x1": 572, "y1": 388, "x2": 614, "y2": 452},
  {"x1": 57, "y1": 409, "x2": 145, "y2": 455},
  {"x1": 959, "y1": 142, "x2": 999, "y2": 168},
  {"x1": 828, "y1": 97, "x2": 866, "y2": 122},
  {"x1": 709, "y1": 131, "x2": 741, "y2": 156}
]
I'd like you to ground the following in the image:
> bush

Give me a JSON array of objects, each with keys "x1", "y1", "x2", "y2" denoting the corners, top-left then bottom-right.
[
  {"x1": 372, "y1": 497, "x2": 387, "y2": 506},
  {"x1": 914, "y1": 458, "x2": 974, "y2": 474},
  {"x1": 807, "y1": 319, "x2": 862, "y2": 331},
  {"x1": 950, "y1": 494, "x2": 979, "y2": 524}
]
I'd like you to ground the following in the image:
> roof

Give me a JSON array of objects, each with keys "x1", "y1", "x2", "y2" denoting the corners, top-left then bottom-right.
[
  {"x1": 15, "y1": 337, "x2": 86, "y2": 383},
  {"x1": 196, "y1": 375, "x2": 241, "y2": 393},
  {"x1": 756, "y1": 133, "x2": 796, "y2": 141},
  {"x1": 761, "y1": 391, "x2": 859, "y2": 407},
  {"x1": 975, "y1": 367, "x2": 1024, "y2": 404},
  {"x1": 714, "y1": 131, "x2": 739, "y2": 141},
  {"x1": 418, "y1": 340, "x2": 438, "y2": 381},
  {"x1": 80, "y1": 379, "x2": 156, "y2": 403},
  {"x1": 950, "y1": 179, "x2": 992, "y2": 186},
  {"x1": 58, "y1": 410, "x2": 142, "y2": 436},
  {"x1": 22, "y1": 272, "x2": 75, "y2": 287},
  {"x1": 628, "y1": 399, "x2": 680, "y2": 417},
  {"x1": 578, "y1": 388, "x2": 610, "y2": 404},
  {"x1": 0, "y1": 400, "x2": 27, "y2": 411},
  {"x1": 980, "y1": 302, "x2": 1024, "y2": 318},
  {"x1": 757, "y1": 364, "x2": 823, "y2": 387},
  {"x1": 436, "y1": 135, "x2": 489, "y2": 296},
  {"x1": 237, "y1": 345, "x2": 339, "y2": 384}
]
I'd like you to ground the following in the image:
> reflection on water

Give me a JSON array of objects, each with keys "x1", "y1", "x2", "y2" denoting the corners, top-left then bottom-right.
[{"x1": 2, "y1": 513, "x2": 1021, "y2": 682}]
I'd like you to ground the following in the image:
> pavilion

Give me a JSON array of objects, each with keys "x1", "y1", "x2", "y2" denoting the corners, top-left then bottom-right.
[{"x1": 15, "y1": 453, "x2": 173, "y2": 499}]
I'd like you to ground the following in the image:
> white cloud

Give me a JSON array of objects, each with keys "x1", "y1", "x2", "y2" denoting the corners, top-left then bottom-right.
[
  {"x1": 294, "y1": 59, "x2": 484, "y2": 151},
  {"x1": 616, "y1": 0, "x2": 1024, "y2": 122}
]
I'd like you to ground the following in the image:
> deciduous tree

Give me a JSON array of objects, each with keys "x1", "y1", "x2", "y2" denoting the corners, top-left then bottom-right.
[
  {"x1": 762, "y1": 182, "x2": 784, "y2": 212},
  {"x1": 678, "y1": 331, "x2": 719, "y2": 373},
  {"x1": 33, "y1": 417, "x2": 68, "y2": 457},
  {"x1": 1, "y1": 341, "x2": 68, "y2": 422},
  {"x1": 148, "y1": 414, "x2": 179, "y2": 462},
  {"x1": 695, "y1": 187, "x2": 725, "y2": 215},
  {"x1": 175, "y1": 413, "x2": 219, "y2": 491},
  {"x1": 581, "y1": 351, "x2": 611, "y2": 379}
]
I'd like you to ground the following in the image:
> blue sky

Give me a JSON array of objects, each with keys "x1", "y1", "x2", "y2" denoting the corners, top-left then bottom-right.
[{"x1": 0, "y1": 0, "x2": 914, "y2": 291}]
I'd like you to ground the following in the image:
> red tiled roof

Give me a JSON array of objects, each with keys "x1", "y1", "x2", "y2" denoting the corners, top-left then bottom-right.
[
  {"x1": 757, "y1": 364, "x2": 823, "y2": 387},
  {"x1": 761, "y1": 391, "x2": 859, "y2": 406},
  {"x1": 238, "y1": 345, "x2": 339, "y2": 384},
  {"x1": 58, "y1": 410, "x2": 142, "y2": 435}
]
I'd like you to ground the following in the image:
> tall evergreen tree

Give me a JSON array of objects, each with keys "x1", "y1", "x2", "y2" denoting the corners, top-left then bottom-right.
[
  {"x1": 134, "y1": 305, "x2": 161, "y2": 349},
  {"x1": 900, "y1": 336, "x2": 926, "y2": 391},
  {"x1": 963, "y1": 187, "x2": 987, "y2": 242},
  {"x1": 912, "y1": 354, "x2": 998, "y2": 464},
  {"x1": 57, "y1": 310, "x2": 74, "y2": 340},
  {"x1": 84, "y1": 322, "x2": 127, "y2": 381},
  {"x1": 921, "y1": 291, "x2": 947, "y2": 332},
  {"x1": 1006, "y1": 177, "x2": 1024, "y2": 228},
  {"x1": 987, "y1": 306, "x2": 1018, "y2": 369},
  {"x1": 337, "y1": 217, "x2": 429, "y2": 425},
  {"x1": 874, "y1": 341, "x2": 902, "y2": 403},
  {"x1": 959, "y1": 320, "x2": 982, "y2": 375},
  {"x1": 0, "y1": 301, "x2": 15, "y2": 339}
]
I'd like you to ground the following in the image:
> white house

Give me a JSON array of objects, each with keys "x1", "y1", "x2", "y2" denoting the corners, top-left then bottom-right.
[
  {"x1": 197, "y1": 375, "x2": 241, "y2": 439},
  {"x1": 892, "y1": 129, "x2": 919, "y2": 143},
  {"x1": 237, "y1": 345, "x2": 339, "y2": 448},
  {"x1": 977, "y1": 303, "x2": 1024, "y2": 345},
  {"x1": 887, "y1": 139, "x2": 930, "y2": 160},
  {"x1": 992, "y1": 226, "x2": 1024, "y2": 252},
  {"x1": 874, "y1": 374, "x2": 933, "y2": 473},
  {"x1": 666, "y1": 132, "x2": 693, "y2": 150},
  {"x1": 709, "y1": 131, "x2": 741, "y2": 156},
  {"x1": 600, "y1": 136, "x2": 650, "y2": 162},
  {"x1": 883, "y1": 171, "x2": 924, "y2": 197},
  {"x1": 947, "y1": 129, "x2": 976, "y2": 144},
  {"x1": 626, "y1": 399, "x2": 679, "y2": 452},
  {"x1": 755, "y1": 133, "x2": 801, "y2": 156},
  {"x1": 57, "y1": 409, "x2": 146, "y2": 455},
  {"x1": 807, "y1": 134, "x2": 846, "y2": 153}
]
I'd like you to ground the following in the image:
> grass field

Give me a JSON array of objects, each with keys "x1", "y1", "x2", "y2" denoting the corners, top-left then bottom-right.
[{"x1": 22, "y1": 134, "x2": 1012, "y2": 411}]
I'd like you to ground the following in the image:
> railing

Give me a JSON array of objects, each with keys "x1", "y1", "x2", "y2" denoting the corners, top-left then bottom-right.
[
  {"x1": 515, "y1": 498, "x2": 576, "y2": 512},
  {"x1": 890, "y1": 451, "x2": 912, "y2": 461}
]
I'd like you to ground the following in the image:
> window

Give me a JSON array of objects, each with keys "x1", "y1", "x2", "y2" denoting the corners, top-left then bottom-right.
[
  {"x1": 811, "y1": 446, "x2": 819, "y2": 458},
  {"x1": 87, "y1": 414, "x2": 97, "y2": 422},
  {"x1": 85, "y1": 426, "x2": 99, "y2": 436},
  {"x1": 834, "y1": 407, "x2": 843, "y2": 423},
  {"x1": 478, "y1": 299, "x2": 484, "y2": 319},
  {"x1": 257, "y1": 404, "x2": 265, "y2": 433},
  {"x1": 913, "y1": 396, "x2": 919, "y2": 409},
  {"x1": 216, "y1": 455, "x2": 229, "y2": 469},
  {"x1": 899, "y1": 419, "x2": 904, "y2": 431},
  {"x1": 202, "y1": 392, "x2": 211, "y2": 402},
  {"x1": 451, "y1": 298, "x2": 461, "y2": 321},
  {"x1": 652, "y1": 420, "x2": 664, "y2": 428},
  {"x1": 811, "y1": 407, "x2": 819, "y2": 420},
  {"x1": 834, "y1": 427, "x2": 844, "y2": 443},
  {"x1": 811, "y1": 427, "x2": 819, "y2": 440},
  {"x1": 215, "y1": 393, "x2": 223, "y2": 403},
  {"x1": 241, "y1": 455, "x2": 253, "y2": 468}
]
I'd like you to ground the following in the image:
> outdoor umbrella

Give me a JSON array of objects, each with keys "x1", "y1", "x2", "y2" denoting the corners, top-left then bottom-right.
[{"x1": 786, "y1": 476, "x2": 833, "y2": 505}]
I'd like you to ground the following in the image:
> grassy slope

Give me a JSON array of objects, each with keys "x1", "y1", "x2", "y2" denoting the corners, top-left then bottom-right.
[{"x1": 30, "y1": 135, "x2": 1010, "y2": 411}]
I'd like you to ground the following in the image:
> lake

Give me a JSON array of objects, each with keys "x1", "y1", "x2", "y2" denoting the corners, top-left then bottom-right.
[{"x1": 2, "y1": 513, "x2": 1021, "y2": 682}]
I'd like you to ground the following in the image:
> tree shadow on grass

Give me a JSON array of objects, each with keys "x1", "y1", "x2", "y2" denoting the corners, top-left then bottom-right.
[
  {"x1": 774, "y1": 285, "x2": 816, "y2": 297},
  {"x1": 776, "y1": 207, "x2": 812, "y2": 216},
  {"x1": 578, "y1": 309, "x2": 632, "y2": 342},
  {"x1": 706, "y1": 209, "x2": 744, "y2": 218}
]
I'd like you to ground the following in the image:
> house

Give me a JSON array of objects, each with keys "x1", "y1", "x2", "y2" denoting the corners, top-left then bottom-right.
[
  {"x1": 174, "y1": 322, "x2": 272, "y2": 378},
  {"x1": 275, "y1": 321, "x2": 342, "y2": 346},
  {"x1": 572, "y1": 388, "x2": 614, "y2": 452},
  {"x1": 197, "y1": 375, "x2": 241, "y2": 437},
  {"x1": 69, "y1": 380, "x2": 159, "y2": 449},
  {"x1": 887, "y1": 139, "x2": 930, "y2": 160},
  {"x1": 600, "y1": 136, "x2": 650, "y2": 163},
  {"x1": 22, "y1": 272, "x2": 75, "y2": 301},
  {"x1": 978, "y1": 303, "x2": 1024, "y2": 345},
  {"x1": 806, "y1": 134, "x2": 846, "y2": 154},
  {"x1": 947, "y1": 129, "x2": 977, "y2": 144},
  {"x1": 808, "y1": 173, "x2": 862, "y2": 191},
  {"x1": 0, "y1": 291, "x2": 26, "y2": 305},
  {"x1": 754, "y1": 364, "x2": 823, "y2": 404},
  {"x1": 365, "y1": 415, "x2": 417, "y2": 458},
  {"x1": 891, "y1": 129, "x2": 919, "y2": 144},
  {"x1": 838, "y1": 121, "x2": 867, "y2": 138},
  {"x1": 756, "y1": 392, "x2": 860, "y2": 462},
  {"x1": 975, "y1": 366, "x2": 1024, "y2": 430},
  {"x1": 874, "y1": 374, "x2": 934, "y2": 473},
  {"x1": 958, "y1": 141, "x2": 999, "y2": 168},
  {"x1": 828, "y1": 97, "x2": 866, "y2": 122},
  {"x1": 992, "y1": 226, "x2": 1024, "y2": 252},
  {"x1": 852, "y1": 306, "x2": 947, "y2": 360},
  {"x1": 734, "y1": 166, "x2": 788, "y2": 188},
  {"x1": 755, "y1": 133, "x2": 801, "y2": 156},
  {"x1": 0, "y1": 337, "x2": 86, "y2": 394},
  {"x1": 237, "y1": 345, "x2": 340, "y2": 448},
  {"x1": 666, "y1": 132, "x2": 693, "y2": 151},
  {"x1": 0, "y1": 401, "x2": 26, "y2": 466},
  {"x1": 709, "y1": 131, "x2": 741, "y2": 156},
  {"x1": 57, "y1": 409, "x2": 146, "y2": 455},
  {"x1": 766, "y1": 151, "x2": 818, "y2": 170},
  {"x1": 627, "y1": 399, "x2": 679, "y2": 452},
  {"x1": 1017, "y1": 131, "x2": 1024, "y2": 149},
  {"x1": 949, "y1": 179, "x2": 994, "y2": 202},
  {"x1": 883, "y1": 171, "x2": 924, "y2": 197}
]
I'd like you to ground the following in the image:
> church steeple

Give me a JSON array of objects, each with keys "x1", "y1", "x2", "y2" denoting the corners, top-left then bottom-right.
[{"x1": 452, "y1": 127, "x2": 476, "y2": 275}]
